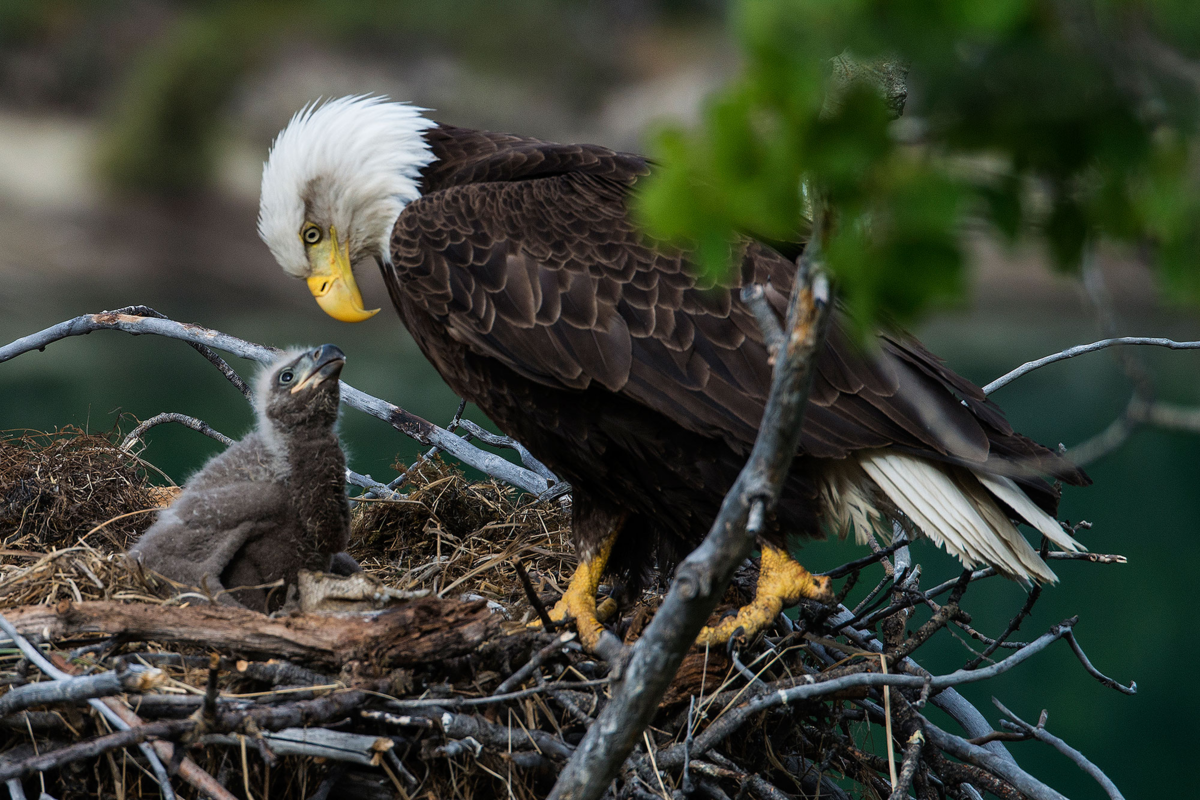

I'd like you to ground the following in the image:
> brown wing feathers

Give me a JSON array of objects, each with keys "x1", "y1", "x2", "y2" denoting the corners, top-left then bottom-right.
[{"x1": 386, "y1": 125, "x2": 1086, "y2": 572}]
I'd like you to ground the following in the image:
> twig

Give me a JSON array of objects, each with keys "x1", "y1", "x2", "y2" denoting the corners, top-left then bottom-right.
[
  {"x1": 0, "y1": 719, "x2": 194, "y2": 782},
  {"x1": 439, "y1": 713, "x2": 575, "y2": 760},
  {"x1": 457, "y1": 420, "x2": 559, "y2": 483},
  {"x1": 922, "y1": 720, "x2": 1067, "y2": 800},
  {"x1": 923, "y1": 551, "x2": 1127, "y2": 598},
  {"x1": 493, "y1": 632, "x2": 578, "y2": 696},
  {"x1": 821, "y1": 603, "x2": 1018, "y2": 771},
  {"x1": 0, "y1": 309, "x2": 553, "y2": 495},
  {"x1": 363, "y1": 398, "x2": 467, "y2": 500},
  {"x1": 513, "y1": 556, "x2": 558, "y2": 632},
  {"x1": 645, "y1": 616, "x2": 1119, "y2": 774},
  {"x1": 704, "y1": 751, "x2": 794, "y2": 800},
  {"x1": 993, "y1": 699, "x2": 1125, "y2": 800},
  {"x1": 306, "y1": 764, "x2": 346, "y2": 800},
  {"x1": 388, "y1": 679, "x2": 608, "y2": 710},
  {"x1": 818, "y1": 539, "x2": 909, "y2": 579},
  {"x1": 0, "y1": 689, "x2": 379, "y2": 783},
  {"x1": 983, "y1": 336, "x2": 1200, "y2": 395},
  {"x1": 742, "y1": 279, "x2": 786, "y2": 356},
  {"x1": 197, "y1": 728, "x2": 394, "y2": 767},
  {"x1": 1062, "y1": 628, "x2": 1137, "y2": 694},
  {"x1": 344, "y1": 469, "x2": 406, "y2": 501},
  {"x1": 120, "y1": 412, "x2": 234, "y2": 450},
  {"x1": 549, "y1": 256, "x2": 833, "y2": 800},
  {"x1": 887, "y1": 729, "x2": 924, "y2": 800},
  {"x1": 0, "y1": 665, "x2": 164, "y2": 717},
  {"x1": 109, "y1": 305, "x2": 251, "y2": 399},
  {"x1": 202, "y1": 653, "x2": 220, "y2": 728},
  {"x1": 682, "y1": 697, "x2": 696, "y2": 794},
  {"x1": 1131, "y1": 399, "x2": 1200, "y2": 433},
  {"x1": 964, "y1": 586, "x2": 1041, "y2": 669}
]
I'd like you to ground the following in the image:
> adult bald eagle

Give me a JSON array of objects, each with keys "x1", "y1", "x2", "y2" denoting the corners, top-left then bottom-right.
[{"x1": 257, "y1": 96, "x2": 1088, "y2": 652}]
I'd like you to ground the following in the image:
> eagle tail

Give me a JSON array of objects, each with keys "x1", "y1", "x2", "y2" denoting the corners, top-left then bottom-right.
[{"x1": 838, "y1": 452, "x2": 1084, "y2": 584}]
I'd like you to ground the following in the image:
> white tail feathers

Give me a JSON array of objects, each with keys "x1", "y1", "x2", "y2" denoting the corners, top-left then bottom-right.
[
  {"x1": 844, "y1": 452, "x2": 1081, "y2": 584},
  {"x1": 971, "y1": 470, "x2": 1085, "y2": 553},
  {"x1": 819, "y1": 460, "x2": 888, "y2": 547}
]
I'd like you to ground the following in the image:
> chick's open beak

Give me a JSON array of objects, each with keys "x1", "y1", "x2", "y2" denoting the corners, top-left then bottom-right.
[{"x1": 305, "y1": 227, "x2": 380, "y2": 323}]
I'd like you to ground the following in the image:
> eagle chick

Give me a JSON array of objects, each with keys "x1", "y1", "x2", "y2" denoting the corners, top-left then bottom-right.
[{"x1": 128, "y1": 345, "x2": 355, "y2": 612}]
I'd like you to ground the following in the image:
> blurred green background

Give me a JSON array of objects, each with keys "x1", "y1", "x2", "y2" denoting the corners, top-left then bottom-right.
[{"x1": 0, "y1": 2, "x2": 1196, "y2": 797}]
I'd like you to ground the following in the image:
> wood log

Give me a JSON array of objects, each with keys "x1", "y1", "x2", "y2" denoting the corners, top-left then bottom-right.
[{"x1": 4, "y1": 597, "x2": 499, "y2": 668}]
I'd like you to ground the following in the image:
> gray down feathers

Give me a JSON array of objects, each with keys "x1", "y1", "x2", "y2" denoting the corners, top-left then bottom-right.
[{"x1": 128, "y1": 346, "x2": 355, "y2": 612}]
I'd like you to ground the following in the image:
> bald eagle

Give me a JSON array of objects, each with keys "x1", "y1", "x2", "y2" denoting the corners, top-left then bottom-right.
[{"x1": 257, "y1": 96, "x2": 1088, "y2": 653}]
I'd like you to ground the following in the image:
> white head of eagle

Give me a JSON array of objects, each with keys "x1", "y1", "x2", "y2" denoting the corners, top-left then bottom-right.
[{"x1": 257, "y1": 96, "x2": 436, "y2": 322}]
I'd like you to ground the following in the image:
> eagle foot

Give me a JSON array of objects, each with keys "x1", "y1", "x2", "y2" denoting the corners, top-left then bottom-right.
[
  {"x1": 695, "y1": 546, "x2": 833, "y2": 647},
  {"x1": 532, "y1": 585, "x2": 618, "y2": 655},
  {"x1": 527, "y1": 533, "x2": 619, "y2": 656}
]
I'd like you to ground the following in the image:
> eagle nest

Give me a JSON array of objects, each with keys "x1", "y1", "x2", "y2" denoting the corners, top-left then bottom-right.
[{"x1": 0, "y1": 428, "x2": 1127, "y2": 800}]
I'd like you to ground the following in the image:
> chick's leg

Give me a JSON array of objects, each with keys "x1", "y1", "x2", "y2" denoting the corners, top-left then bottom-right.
[
  {"x1": 531, "y1": 529, "x2": 620, "y2": 655},
  {"x1": 695, "y1": 545, "x2": 833, "y2": 647}
]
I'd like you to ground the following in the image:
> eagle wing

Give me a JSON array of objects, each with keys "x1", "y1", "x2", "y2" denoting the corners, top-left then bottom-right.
[{"x1": 387, "y1": 171, "x2": 1069, "y2": 478}]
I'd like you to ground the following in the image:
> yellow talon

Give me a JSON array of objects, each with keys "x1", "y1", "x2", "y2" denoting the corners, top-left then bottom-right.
[
  {"x1": 529, "y1": 531, "x2": 618, "y2": 653},
  {"x1": 696, "y1": 545, "x2": 833, "y2": 647}
]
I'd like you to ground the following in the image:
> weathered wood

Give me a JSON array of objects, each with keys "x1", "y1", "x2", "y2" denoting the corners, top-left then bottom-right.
[{"x1": 4, "y1": 598, "x2": 499, "y2": 667}]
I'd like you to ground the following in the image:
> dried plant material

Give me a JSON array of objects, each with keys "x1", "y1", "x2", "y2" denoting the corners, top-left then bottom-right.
[
  {"x1": 352, "y1": 457, "x2": 574, "y2": 618},
  {"x1": 0, "y1": 427, "x2": 163, "y2": 551}
]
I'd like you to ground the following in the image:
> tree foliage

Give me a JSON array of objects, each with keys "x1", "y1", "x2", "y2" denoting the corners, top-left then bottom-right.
[{"x1": 637, "y1": 0, "x2": 1200, "y2": 332}]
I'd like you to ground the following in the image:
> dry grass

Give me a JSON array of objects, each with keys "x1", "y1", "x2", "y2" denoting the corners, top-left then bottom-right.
[
  {"x1": 353, "y1": 458, "x2": 575, "y2": 621},
  {"x1": 0, "y1": 427, "x2": 165, "y2": 552}
]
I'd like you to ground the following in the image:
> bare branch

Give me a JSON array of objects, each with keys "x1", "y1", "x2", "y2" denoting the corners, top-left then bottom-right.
[
  {"x1": 923, "y1": 551, "x2": 1127, "y2": 599},
  {"x1": 1132, "y1": 399, "x2": 1200, "y2": 433},
  {"x1": 0, "y1": 664, "x2": 164, "y2": 717},
  {"x1": 196, "y1": 728, "x2": 395, "y2": 767},
  {"x1": 963, "y1": 584, "x2": 1041, "y2": 669},
  {"x1": 458, "y1": 419, "x2": 560, "y2": 483},
  {"x1": 983, "y1": 336, "x2": 1200, "y2": 395},
  {"x1": 819, "y1": 537, "x2": 910, "y2": 579},
  {"x1": 922, "y1": 720, "x2": 1068, "y2": 800},
  {"x1": 109, "y1": 305, "x2": 252, "y2": 399},
  {"x1": 1062, "y1": 627, "x2": 1137, "y2": 694},
  {"x1": 344, "y1": 469, "x2": 405, "y2": 500},
  {"x1": 120, "y1": 412, "x2": 234, "y2": 450},
  {"x1": 993, "y1": 699, "x2": 1126, "y2": 800},
  {"x1": 0, "y1": 309, "x2": 553, "y2": 495},
  {"x1": 887, "y1": 729, "x2": 925, "y2": 800},
  {"x1": 0, "y1": 719, "x2": 194, "y2": 783}
]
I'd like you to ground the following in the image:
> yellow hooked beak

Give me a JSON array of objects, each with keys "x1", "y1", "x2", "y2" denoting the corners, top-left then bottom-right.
[{"x1": 305, "y1": 226, "x2": 380, "y2": 323}]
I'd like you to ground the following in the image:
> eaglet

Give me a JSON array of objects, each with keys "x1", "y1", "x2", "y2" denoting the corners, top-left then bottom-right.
[{"x1": 128, "y1": 344, "x2": 359, "y2": 612}]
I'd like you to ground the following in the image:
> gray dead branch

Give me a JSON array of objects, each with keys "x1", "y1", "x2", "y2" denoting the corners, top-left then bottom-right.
[{"x1": 0, "y1": 306, "x2": 557, "y2": 495}]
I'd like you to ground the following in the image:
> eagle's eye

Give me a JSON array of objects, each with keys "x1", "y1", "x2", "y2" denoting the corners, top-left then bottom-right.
[
  {"x1": 301, "y1": 225, "x2": 322, "y2": 245},
  {"x1": 278, "y1": 370, "x2": 295, "y2": 386}
]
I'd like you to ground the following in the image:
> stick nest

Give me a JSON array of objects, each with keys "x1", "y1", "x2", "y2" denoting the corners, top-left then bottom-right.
[{"x1": 0, "y1": 428, "x2": 1106, "y2": 800}]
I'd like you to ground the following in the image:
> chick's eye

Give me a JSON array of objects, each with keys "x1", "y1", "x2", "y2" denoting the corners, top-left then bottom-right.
[
  {"x1": 278, "y1": 370, "x2": 294, "y2": 385},
  {"x1": 302, "y1": 226, "x2": 322, "y2": 245}
]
